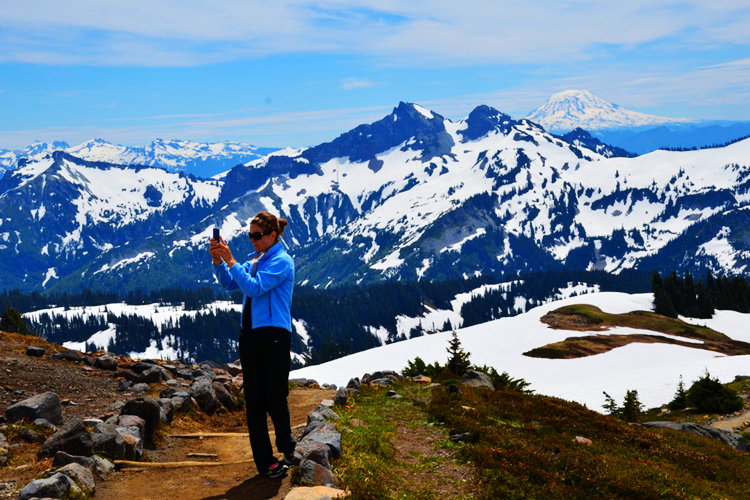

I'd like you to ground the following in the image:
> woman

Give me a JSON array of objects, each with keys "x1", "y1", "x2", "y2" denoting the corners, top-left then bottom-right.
[{"x1": 209, "y1": 211, "x2": 296, "y2": 479}]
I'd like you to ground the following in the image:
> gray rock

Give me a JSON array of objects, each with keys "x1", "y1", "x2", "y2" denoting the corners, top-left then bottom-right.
[
  {"x1": 91, "y1": 423, "x2": 128, "y2": 460},
  {"x1": 55, "y1": 462, "x2": 95, "y2": 494},
  {"x1": 346, "y1": 378, "x2": 360, "y2": 390},
  {"x1": 121, "y1": 397, "x2": 162, "y2": 444},
  {"x1": 34, "y1": 418, "x2": 57, "y2": 431},
  {"x1": 157, "y1": 398, "x2": 174, "y2": 424},
  {"x1": 117, "y1": 379, "x2": 133, "y2": 392},
  {"x1": 171, "y1": 395, "x2": 196, "y2": 414},
  {"x1": 17, "y1": 473, "x2": 79, "y2": 500},
  {"x1": 93, "y1": 353, "x2": 118, "y2": 371},
  {"x1": 302, "y1": 421, "x2": 342, "y2": 460},
  {"x1": 6, "y1": 392, "x2": 63, "y2": 426},
  {"x1": 129, "y1": 383, "x2": 150, "y2": 392},
  {"x1": 140, "y1": 365, "x2": 171, "y2": 384},
  {"x1": 114, "y1": 368, "x2": 142, "y2": 384},
  {"x1": 370, "y1": 378, "x2": 394, "y2": 386},
  {"x1": 52, "y1": 349, "x2": 92, "y2": 365},
  {"x1": 16, "y1": 427, "x2": 45, "y2": 444},
  {"x1": 128, "y1": 361, "x2": 157, "y2": 373},
  {"x1": 212, "y1": 381, "x2": 237, "y2": 411},
  {"x1": 116, "y1": 426, "x2": 143, "y2": 461},
  {"x1": 298, "y1": 459, "x2": 339, "y2": 487},
  {"x1": 38, "y1": 419, "x2": 94, "y2": 458},
  {"x1": 461, "y1": 370, "x2": 495, "y2": 390},
  {"x1": 308, "y1": 405, "x2": 340, "y2": 424},
  {"x1": 25, "y1": 346, "x2": 45, "y2": 357},
  {"x1": 115, "y1": 414, "x2": 146, "y2": 440},
  {"x1": 333, "y1": 387, "x2": 349, "y2": 407},
  {"x1": 52, "y1": 451, "x2": 114, "y2": 478},
  {"x1": 190, "y1": 377, "x2": 217, "y2": 416},
  {"x1": 295, "y1": 440, "x2": 331, "y2": 470},
  {"x1": 642, "y1": 421, "x2": 750, "y2": 451}
]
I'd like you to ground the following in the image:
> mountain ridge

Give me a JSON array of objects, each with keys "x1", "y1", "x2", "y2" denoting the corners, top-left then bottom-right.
[
  {"x1": 0, "y1": 138, "x2": 279, "y2": 179},
  {"x1": 2, "y1": 101, "x2": 750, "y2": 294}
]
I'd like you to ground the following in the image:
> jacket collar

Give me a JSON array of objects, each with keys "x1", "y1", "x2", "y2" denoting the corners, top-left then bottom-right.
[{"x1": 251, "y1": 240, "x2": 284, "y2": 260}]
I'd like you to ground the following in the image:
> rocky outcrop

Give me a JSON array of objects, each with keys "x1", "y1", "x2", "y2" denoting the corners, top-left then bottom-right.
[
  {"x1": 642, "y1": 421, "x2": 750, "y2": 451},
  {"x1": 6, "y1": 392, "x2": 64, "y2": 426}
]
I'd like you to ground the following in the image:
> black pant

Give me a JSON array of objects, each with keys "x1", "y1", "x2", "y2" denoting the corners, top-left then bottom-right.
[{"x1": 239, "y1": 333, "x2": 296, "y2": 472}]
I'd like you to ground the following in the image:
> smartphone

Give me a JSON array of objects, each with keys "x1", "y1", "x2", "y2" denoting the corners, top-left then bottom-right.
[{"x1": 213, "y1": 228, "x2": 220, "y2": 240}]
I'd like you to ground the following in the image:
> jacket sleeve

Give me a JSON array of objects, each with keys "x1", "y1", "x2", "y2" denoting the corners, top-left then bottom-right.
[
  {"x1": 213, "y1": 263, "x2": 240, "y2": 291},
  {"x1": 228, "y1": 253, "x2": 291, "y2": 298}
]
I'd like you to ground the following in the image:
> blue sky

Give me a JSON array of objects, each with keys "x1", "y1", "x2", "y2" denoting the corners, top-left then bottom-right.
[{"x1": 1, "y1": 0, "x2": 750, "y2": 150}]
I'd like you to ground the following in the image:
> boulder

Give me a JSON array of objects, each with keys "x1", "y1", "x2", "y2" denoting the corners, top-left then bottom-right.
[
  {"x1": 25, "y1": 346, "x2": 45, "y2": 357},
  {"x1": 52, "y1": 350, "x2": 92, "y2": 365},
  {"x1": 6, "y1": 392, "x2": 63, "y2": 426},
  {"x1": 643, "y1": 421, "x2": 750, "y2": 451},
  {"x1": 114, "y1": 368, "x2": 142, "y2": 383},
  {"x1": 117, "y1": 427, "x2": 143, "y2": 461},
  {"x1": 38, "y1": 419, "x2": 94, "y2": 458},
  {"x1": 93, "y1": 353, "x2": 119, "y2": 371},
  {"x1": 140, "y1": 365, "x2": 171, "y2": 384},
  {"x1": 212, "y1": 381, "x2": 237, "y2": 411},
  {"x1": 295, "y1": 440, "x2": 331, "y2": 470},
  {"x1": 121, "y1": 397, "x2": 162, "y2": 443},
  {"x1": 91, "y1": 423, "x2": 128, "y2": 460},
  {"x1": 298, "y1": 459, "x2": 339, "y2": 487},
  {"x1": 302, "y1": 421, "x2": 342, "y2": 460},
  {"x1": 307, "y1": 405, "x2": 340, "y2": 424},
  {"x1": 171, "y1": 394, "x2": 196, "y2": 414},
  {"x1": 333, "y1": 387, "x2": 349, "y2": 407},
  {"x1": 115, "y1": 414, "x2": 146, "y2": 440},
  {"x1": 17, "y1": 473, "x2": 80, "y2": 500},
  {"x1": 190, "y1": 378, "x2": 217, "y2": 416},
  {"x1": 54, "y1": 462, "x2": 96, "y2": 494},
  {"x1": 15, "y1": 427, "x2": 45, "y2": 444},
  {"x1": 128, "y1": 361, "x2": 157, "y2": 373},
  {"x1": 52, "y1": 451, "x2": 115, "y2": 478},
  {"x1": 461, "y1": 370, "x2": 495, "y2": 390}
]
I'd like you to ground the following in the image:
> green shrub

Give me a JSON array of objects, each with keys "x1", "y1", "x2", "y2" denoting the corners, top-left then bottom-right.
[
  {"x1": 686, "y1": 371, "x2": 744, "y2": 414},
  {"x1": 667, "y1": 375, "x2": 688, "y2": 411}
]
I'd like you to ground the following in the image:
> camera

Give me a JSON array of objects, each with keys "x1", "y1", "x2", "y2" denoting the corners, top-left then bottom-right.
[{"x1": 213, "y1": 228, "x2": 220, "y2": 240}]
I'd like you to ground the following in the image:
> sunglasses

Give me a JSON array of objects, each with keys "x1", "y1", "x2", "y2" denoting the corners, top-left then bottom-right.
[{"x1": 248, "y1": 230, "x2": 273, "y2": 241}]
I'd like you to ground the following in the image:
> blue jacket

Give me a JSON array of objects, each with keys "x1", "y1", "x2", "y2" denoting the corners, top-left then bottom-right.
[{"x1": 213, "y1": 241, "x2": 294, "y2": 333}]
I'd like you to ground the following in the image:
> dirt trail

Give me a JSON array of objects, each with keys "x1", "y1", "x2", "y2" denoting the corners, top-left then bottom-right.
[
  {"x1": 709, "y1": 409, "x2": 750, "y2": 432},
  {"x1": 95, "y1": 388, "x2": 336, "y2": 500}
]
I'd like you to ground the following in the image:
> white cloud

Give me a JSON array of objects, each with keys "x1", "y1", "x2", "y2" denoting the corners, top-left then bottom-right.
[
  {"x1": 1, "y1": 1, "x2": 749, "y2": 67},
  {"x1": 340, "y1": 78, "x2": 376, "y2": 90}
]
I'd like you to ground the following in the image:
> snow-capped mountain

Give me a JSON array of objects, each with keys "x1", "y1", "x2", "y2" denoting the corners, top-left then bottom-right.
[
  {"x1": 2, "y1": 101, "x2": 750, "y2": 294},
  {"x1": 0, "y1": 138, "x2": 278, "y2": 179},
  {"x1": 526, "y1": 90, "x2": 694, "y2": 133}
]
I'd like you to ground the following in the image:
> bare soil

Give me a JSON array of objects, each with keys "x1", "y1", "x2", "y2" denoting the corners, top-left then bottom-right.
[{"x1": 0, "y1": 331, "x2": 336, "y2": 500}]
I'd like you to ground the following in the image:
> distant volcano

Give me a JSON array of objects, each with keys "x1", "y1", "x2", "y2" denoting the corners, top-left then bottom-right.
[{"x1": 525, "y1": 89, "x2": 694, "y2": 132}]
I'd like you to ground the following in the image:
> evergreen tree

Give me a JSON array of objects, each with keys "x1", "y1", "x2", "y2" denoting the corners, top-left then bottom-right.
[
  {"x1": 446, "y1": 331, "x2": 471, "y2": 376},
  {"x1": 667, "y1": 375, "x2": 687, "y2": 411},
  {"x1": 686, "y1": 371, "x2": 744, "y2": 414},
  {"x1": 602, "y1": 392, "x2": 620, "y2": 417},
  {"x1": 652, "y1": 271, "x2": 677, "y2": 318},
  {"x1": 621, "y1": 390, "x2": 644, "y2": 423},
  {"x1": 0, "y1": 307, "x2": 31, "y2": 335}
]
